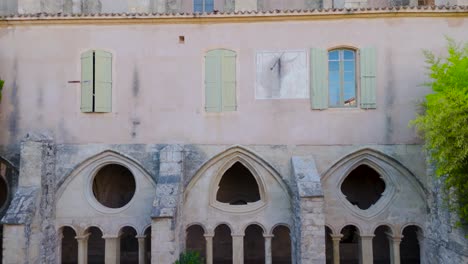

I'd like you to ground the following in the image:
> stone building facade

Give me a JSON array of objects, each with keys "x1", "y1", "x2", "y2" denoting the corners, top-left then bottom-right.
[{"x1": 0, "y1": 0, "x2": 468, "y2": 263}]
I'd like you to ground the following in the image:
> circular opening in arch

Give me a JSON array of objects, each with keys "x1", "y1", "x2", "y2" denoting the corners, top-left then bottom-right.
[
  {"x1": 341, "y1": 165, "x2": 386, "y2": 210},
  {"x1": 0, "y1": 177, "x2": 8, "y2": 209},
  {"x1": 92, "y1": 164, "x2": 136, "y2": 209}
]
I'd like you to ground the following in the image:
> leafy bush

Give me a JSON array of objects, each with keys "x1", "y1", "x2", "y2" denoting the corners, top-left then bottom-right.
[
  {"x1": 411, "y1": 39, "x2": 468, "y2": 223},
  {"x1": 174, "y1": 251, "x2": 204, "y2": 264}
]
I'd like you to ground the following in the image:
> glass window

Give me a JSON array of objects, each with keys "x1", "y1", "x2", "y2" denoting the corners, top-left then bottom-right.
[
  {"x1": 194, "y1": 0, "x2": 214, "y2": 13},
  {"x1": 328, "y1": 49, "x2": 357, "y2": 107}
]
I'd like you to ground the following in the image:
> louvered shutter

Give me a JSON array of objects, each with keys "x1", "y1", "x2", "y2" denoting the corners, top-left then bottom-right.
[
  {"x1": 221, "y1": 50, "x2": 236, "y2": 111},
  {"x1": 94, "y1": 50, "x2": 112, "y2": 113},
  {"x1": 205, "y1": 50, "x2": 222, "y2": 112},
  {"x1": 311, "y1": 48, "x2": 328, "y2": 110},
  {"x1": 80, "y1": 50, "x2": 94, "y2": 112},
  {"x1": 360, "y1": 47, "x2": 377, "y2": 109}
]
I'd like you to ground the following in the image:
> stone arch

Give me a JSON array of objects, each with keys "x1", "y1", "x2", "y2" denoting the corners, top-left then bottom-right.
[
  {"x1": 270, "y1": 223, "x2": 292, "y2": 235},
  {"x1": 338, "y1": 223, "x2": 363, "y2": 235},
  {"x1": 272, "y1": 225, "x2": 292, "y2": 264},
  {"x1": 213, "y1": 224, "x2": 233, "y2": 263},
  {"x1": 400, "y1": 225, "x2": 424, "y2": 264},
  {"x1": 322, "y1": 148, "x2": 427, "y2": 219},
  {"x1": 370, "y1": 222, "x2": 395, "y2": 235},
  {"x1": 86, "y1": 226, "x2": 105, "y2": 264},
  {"x1": 244, "y1": 224, "x2": 265, "y2": 264},
  {"x1": 373, "y1": 225, "x2": 393, "y2": 264},
  {"x1": 119, "y1": 226, "x2": 139, "y2": 263},
  {"x1": 185, "y1": 145, "x2": 291, "y2": 199},
  {"x1": 340, "y1": 225, "x2": 361, "y2": 264},
  {"x1": 186, "y1": 224, "x2": 206, "y2": 260},
  {"x1": 56, "y1": 150, "x2": 155, "y2": 200},
  {"x1": 400, "y1": 222, "x2": 424, "y2": 237},
  {"x1": 186, "y1": 222, "x2": 207, "y2": 234},
  {"x1": 242, "y1": 222, "x2": 267, "y2": 235},
  {"x1": 59, "y1": 226, "x2": 78, "y2": 264},
  {"x1": 117, "y1": 224, "x2": 140, "y2": 237},
  {"x1": 322, "y1": 148, "x2": 426, "y2": 197}
]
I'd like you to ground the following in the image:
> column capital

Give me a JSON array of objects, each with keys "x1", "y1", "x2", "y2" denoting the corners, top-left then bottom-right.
[
  {"x1": 136, "y1": 235, "x2": 146, "y2": 239},
  {"x1": 360, "y1": 234, "x2": 375, "y2": 240},
  {"x1": 231, "y1": 233, "x2": 244, "y2": 238},
  {"x1": 385, "y1": 232, "x2": 403, "y2": 242},
  {"x1": 102, "y1": 235, "x2": 119, "y2": 239},
  {"x1": 330, "y1": 234, "x2": 343, "y2": 241},
  {"x1": 75, "y1": 233, "x2": 90, "y2": 241},
  {"x1": 204, "y1": 233, "x2": 214, "y2": 238}
]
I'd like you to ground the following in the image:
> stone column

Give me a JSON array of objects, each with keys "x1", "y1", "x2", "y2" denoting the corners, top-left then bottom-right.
[
  {"x1": 103, "y1": 235, "x2": 120, "y2": 264},
  {"x1": 360, "y1": 235, "x2": 374, "y2": 264},
  {"x1": 232, "y1": 234, "x2": 244, "y2": 264},
  {"x1": 331, "y1": 234, "x2": 343, "y2": 264},
  {"x1": 264, "y1": 234, "x2": 274, "y2": 264},
  {"x1": 76, "y1": 233, "x2": 90, "y2": 264},
  {"x1": 137, "y1": 235, "x2": 146, "y2": 264},
  {"x1": 204, "y1": 234, "x2": 214, "y2": 264},
  {"x1": 386, "y1": 234, "x2": 402, "y2": 264},
  {"x1": 56, "y1": 232, "x2": 64, "y2": 264}
]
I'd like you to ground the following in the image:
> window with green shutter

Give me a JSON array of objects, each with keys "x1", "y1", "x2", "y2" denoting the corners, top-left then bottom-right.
[
  {"x1": 310, "y1": 47, "x2": 377, "y2": 110},
  {"x1": 81, "y1": 50, "x2": 112, "y2": 113},
  {"x1": 205, "y1": 49, "x2": 237, "y2": 112}
]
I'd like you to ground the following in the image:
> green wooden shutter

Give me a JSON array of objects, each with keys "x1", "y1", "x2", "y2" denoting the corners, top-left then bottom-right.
[
  {"x1": 80, "y1": 50, "x2": 94, "y2": 112},
  {"x1": 311, "y1": 48, "x2": 328, "y2": 110},
  {"x1": 221, "y1": 50, "x2": 236, "y2": 111},
  {"x1": 205, "y1": 50, "x2": 222, "y2": 112},
  {"x1": 94, "y1": 50, "x2": 112, "y2": 113},
  {"x1": 360, "y1": 47, "x2": 377, "y2": 109}
]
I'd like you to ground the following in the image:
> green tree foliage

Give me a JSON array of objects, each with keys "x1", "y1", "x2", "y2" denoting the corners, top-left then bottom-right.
[
  {"x1": 411, "y1": 39, "x2": 468, "y2": 223},
  {"x1": 0, "y1": 79, "x2": 4, "y2": 102},
  {"x1": 174, "y1": 251, "x2": 203, "y2": 264}
]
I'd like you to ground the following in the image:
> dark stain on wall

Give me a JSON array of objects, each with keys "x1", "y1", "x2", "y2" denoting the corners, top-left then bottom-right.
[
  {"x1": 131, "y1": 118, "x2": 140, "y2": 138},
  {"x1": 132, "y1": 66, "x2": 140, "y2": 98},
  {"x1": 37, "y1": 84, "x2": 44, "y2": 122},
  {"x1": 384, "y1": 48, "x2": 395, "y2": 144},
  {"x1": 8, "y1": 59, "x2": 19, "y2": 141}
]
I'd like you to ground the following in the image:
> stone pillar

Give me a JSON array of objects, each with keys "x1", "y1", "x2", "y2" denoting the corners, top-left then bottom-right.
[
  {"x1": 331, "y1": 234, "x2": 343, "y2": 264},
  {"x1": 300, "y1": 197, "x2": 326, "y2": 263},
  {"x1": 387, "y1": 234, "x2": 402, "y2": 264},
  {"x1": 76, "y1": 233, "x2": 90, "y2": 264},
  {"x1": 417, "y1": 231, "x2": 426, "y2": 264},
  {"x1": 103, "y1": 235, "x2": 120, "y2": 264},
  {"x1": 232, "y1": 234, "x2": 244, "y2": 264},
  {"x1": 264, "y1": 234, "x2": 274, "y2": 264},
  {"x1": 360, "y1": 235, "x2": 374, "y2": 264},
  {"x1": 137, "y1": 235, "x2": 146, "y2": 264},
  {"x1": 151, "y1": 218, "x2": 177, "y2": 264},
  {"x1": 56, "y1": 232, "x2": 64, "y2": 264},
  {"x1": 204, "y1": 234, "x2": 214, "y2": 264}
]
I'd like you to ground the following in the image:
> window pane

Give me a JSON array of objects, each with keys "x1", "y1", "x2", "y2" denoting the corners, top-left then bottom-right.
[
  {"x1": 329, "y1": 82, "x2": 340, "y2": 107},
  {"x1": 344, "y1": 82, "x2": 356, "y2": 107},
  {"x1": 329, "y1": 71, "x2": 340, "y2": 83},
  {"x1": 328, "y1": 51, "x2": 339, "y2": 60},
  {"x1": 344, "y1": 50, "x2": 355, "y2": 60},
  {"x1": 344, "y1": 71, "x2": 355, "y2": 82},
  {"x1": 194, "y1": 0, "x2": 203, "y2": 12},
  {"x1": 344, "y1": 61, "x2": 355, "y2": 71},
  {"x1": 329, "y1": 61, "x2": 339, "y2": 72},
  {"x1": 205, "y1": 0, "x2": 214, "y2": 12}
]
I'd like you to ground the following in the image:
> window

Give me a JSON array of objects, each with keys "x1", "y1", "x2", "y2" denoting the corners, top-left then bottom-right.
[
  {"x1": 328, "y1": 49, "x2": 357, "y2": 107},
  {"x1": 81, "y1": 50, "x2": 112, "y2": 113},
  {"x1": 194, "y1": 0, "x2": 214, "y2": 13},
  {"x1": 205, "y1": 49, "x2": 237, "y2": 112},
  {"x1": 310, "y1": 47, "x2": 376, "y2": 109}
]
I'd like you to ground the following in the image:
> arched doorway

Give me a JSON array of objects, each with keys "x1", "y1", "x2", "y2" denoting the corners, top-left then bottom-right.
[
  {"x1": 86, "y1": 227, "x2": 105, "y2": 264},
  {"x1": 400, "y1": 226, "x2": 422, "y2": 264},
  {"x1": 272, "y1": 225, "x2": 292, "y2": 264},
  {"x1": 373, "y1": 226, "x2": 391, "y2": 264},
  {"x1": 186, "y1": 225, "x2": 206, "y2": 262},
  {"x1": 244, "y1": 225, "x2": 265, "y2": 264},
  {"x1": 60, "y1": 226, "x2": 78, "y2": 264},
  {"x1": 340, "y1": 225, "x2": 360, "y2": 264},
  {"x1": 213, "y1": 224, "x2": 232, "y2": 264},
  {"x1": 120, "y1": 226, "x2": 138, "y2": 264}
]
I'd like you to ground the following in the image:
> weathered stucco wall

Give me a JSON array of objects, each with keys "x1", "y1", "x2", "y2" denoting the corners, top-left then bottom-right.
[{"x1": 0, "y1": 16, "x2": 467, "y2": 147}]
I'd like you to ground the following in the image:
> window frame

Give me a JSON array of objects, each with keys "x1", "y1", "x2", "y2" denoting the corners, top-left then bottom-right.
[{"x1": 327, "y1": 47, "x2": 359, "y2": 108}]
